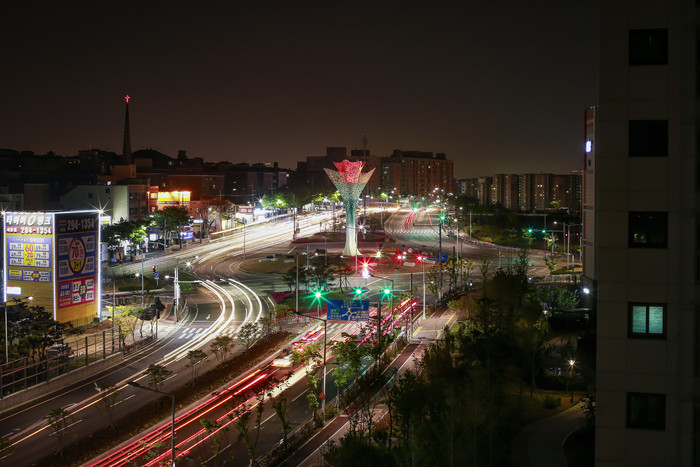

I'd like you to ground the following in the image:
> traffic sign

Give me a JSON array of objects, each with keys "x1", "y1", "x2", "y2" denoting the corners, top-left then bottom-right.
[
  {"x1": 154, "y1": 271, "x2": 159, "y2": 279},
  {"x1": 318, "y1": 392, "x2": 326, "y2": 400},
  {"x1": 327, "y1": 299, "x2": 370, "y2": 321}
]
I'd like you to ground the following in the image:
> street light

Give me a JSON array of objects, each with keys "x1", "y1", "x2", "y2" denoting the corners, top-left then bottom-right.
[
  {"x1": 173, "y1": 257, "x2": 197, "y2": 325},
  {"x1": 2, "y1": 296, "x2": 33, "y2": 363},
  {"x1": 567, "y1": 359, "x2": 576, "y2": 403},
  {"x1": 128, "y1": 381, "x2": 176, "y2": 465},
  {"x1": 294, "y1": 312, "x2": 328, "y2": 415},
  {"x1": 417, "y1": 255, "x2": 427, "y2": 319}
]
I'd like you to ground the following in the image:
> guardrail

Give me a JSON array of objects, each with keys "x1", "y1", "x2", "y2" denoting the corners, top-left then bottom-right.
[{"x1": 0, "y1": 326, "x2": 153, "y2": 398}]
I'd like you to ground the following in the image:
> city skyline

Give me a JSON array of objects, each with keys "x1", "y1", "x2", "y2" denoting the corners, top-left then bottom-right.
[{"x1": 0, "y1": 2, "x2": 595, "y2": 178}]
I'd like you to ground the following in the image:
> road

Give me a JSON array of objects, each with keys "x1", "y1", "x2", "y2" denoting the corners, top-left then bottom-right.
[
  {"x1": 1, "y1": 208, "x2": 550, "y2": 465},
  {"x1": 0, "y1": 213, "x2": 335, "y2": 466}
]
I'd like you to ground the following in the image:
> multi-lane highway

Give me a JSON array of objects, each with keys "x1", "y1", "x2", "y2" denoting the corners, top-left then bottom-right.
[
  {"x1": 0, "y1": 208, "x2": 549, "y2": 466},
  {"x1": 0, "y1": 212, "x2": 334, "y2": 466}
]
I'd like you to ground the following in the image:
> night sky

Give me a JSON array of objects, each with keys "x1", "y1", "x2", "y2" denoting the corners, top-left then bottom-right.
[{"x1": 1, "y1": 2, "x2": 595, "y2": 178}]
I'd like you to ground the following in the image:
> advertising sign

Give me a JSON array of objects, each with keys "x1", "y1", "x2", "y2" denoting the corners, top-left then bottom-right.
[
  {"x1": 156, "y1": 191, "x2": 191, "y2": 205},
  {"x1": 3, "y1": 212, "x2": 54, "y2": 313},
  {"x1": 55, "y1": 213, "x2": 98, "y2": 311},
  {"x1": 327, "y1": 299, "x2": 370, "y2": 321},
  {"x1": 3, "y1": 210, "x2": 100, "y2": 325}
]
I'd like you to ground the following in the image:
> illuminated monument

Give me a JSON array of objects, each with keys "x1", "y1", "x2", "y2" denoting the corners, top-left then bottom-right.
[{"x1": 324, "y1": 160, "x2": 374, "y2": 256}]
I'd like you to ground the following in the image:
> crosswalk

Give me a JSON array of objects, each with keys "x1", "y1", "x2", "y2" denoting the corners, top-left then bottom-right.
[{"x1": 177, "y1": 326, "x2": 238, "y2": 340}]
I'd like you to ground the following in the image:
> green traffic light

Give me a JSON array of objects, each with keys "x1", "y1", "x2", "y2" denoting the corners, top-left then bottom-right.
[
  {"x1": 314, "y1": 291, "x2": 322, "y2": 299},
  {"x1": 354, "y1": 288, "x2": 363, "y2": 296},
  {"x1": 382, "y1": 288, "x2": 391, "y2": 295}
]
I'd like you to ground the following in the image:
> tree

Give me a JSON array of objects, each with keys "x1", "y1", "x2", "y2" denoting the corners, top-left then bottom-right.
[
  {"x1": 233, "y1": 392, "x2": 266, "y2": 465},
  {"x1": 210, "y1": 335, "x2": 235, "y2": 364},
  {"x1": 237, "y1": 322, "x2": 259, "y2": 350},
  {"x1": 281, "y1": 268, "x2": 297, "y2": 292},
  {"x1": 144, "y1": 363, "x2": 171, "y2": 395},
  {"x1": 113, "y1": 305, "x2": 144, "y2": 345},
  {"x1": 186, "y1": 349, "x2": 207, "y2": 386},
  {"x1": 199, "y1": 419, "x2": 230, "y2": 466},
  {"x1": 331, "y1": 333, "x2": 368, "y2": 399},
  {"x1": 515, "y1": 295, "x2": 551, "y2": 397},
  {"x1": 46, "y1": 407, "x2": 76, "y2": 454},
  {"x1": 95, "y1": 381, "x2": 122, "y2": 429},
  {"x1": 269, "y1": 391, "x2": 292, "y2": 451},
  {"x1": 308, "y1": 256, "x2": 336, "y2": 291},
  {"x1": 101, "y1": 219, "x2": 148, "y2": 259},
  {"x1": 8, "y1": 301, "x2": 69, "y2": 361},
  {"x1": 149, "y1": 207, "x2": 192, "y2": 248},
  {"x1": 291, "y1": 341, "x2": 324, "y2": 425}
]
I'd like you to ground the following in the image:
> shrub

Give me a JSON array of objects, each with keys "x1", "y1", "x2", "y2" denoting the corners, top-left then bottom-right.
[
  {"x1": 271, "y1": 291, "x2": 292, "y2": 303},
  {"x1": 543, "y1": 395, "x2": 561, "y2": 409}
]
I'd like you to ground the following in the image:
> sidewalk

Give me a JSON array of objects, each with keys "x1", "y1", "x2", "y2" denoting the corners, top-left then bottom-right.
[{"x1": 510, "y1": 401, "x2": 587, "y2": 467}]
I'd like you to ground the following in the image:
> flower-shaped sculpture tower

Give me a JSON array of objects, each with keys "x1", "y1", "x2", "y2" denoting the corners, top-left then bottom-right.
[{"x1": 324, "y1": 160, "x2": 375, "y2": 256}]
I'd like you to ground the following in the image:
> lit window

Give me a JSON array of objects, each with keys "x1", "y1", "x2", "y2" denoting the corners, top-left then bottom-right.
[{"x1": 629, "y1": 303, "x2": 665, "y2": 338}]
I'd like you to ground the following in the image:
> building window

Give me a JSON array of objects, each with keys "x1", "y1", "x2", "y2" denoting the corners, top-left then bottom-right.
[
  {"x1": 627, "y1": 392, "x2": 665, "y2": 430},
  {"x1": 629, "y1": 211, "x2": 668, "y2": 248},
  {"x1": 629, "y1": 303, "x2": 666, "y2": 338},
  {"x1": 629, "y1": 120, "x2": 668, "y2": 157},
  {"x1": 629, "y1": 29, "x2": 668, "y2": 65}
]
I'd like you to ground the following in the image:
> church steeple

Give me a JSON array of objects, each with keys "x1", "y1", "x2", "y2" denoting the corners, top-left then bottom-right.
[{"x1": 122, "y1": 94, "x2": 132, "y2": 164}]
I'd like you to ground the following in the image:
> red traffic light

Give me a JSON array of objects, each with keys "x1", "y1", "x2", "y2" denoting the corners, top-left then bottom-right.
[{"x1": 152, "y1": 265, "x2": 157, "y2": 272}]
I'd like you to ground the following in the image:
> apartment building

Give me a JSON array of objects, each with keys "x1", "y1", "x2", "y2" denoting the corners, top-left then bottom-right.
[{"x1": 593, "y1": 2, "x2": 697, "y2": 465}]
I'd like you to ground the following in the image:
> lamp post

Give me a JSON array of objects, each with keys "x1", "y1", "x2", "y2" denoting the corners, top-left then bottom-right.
[
  {"x1": 418, "y1": 255, "x2": 427, "y2": 319},
  {"x1": 173, "y1": 258, "x2": 192, "y2": 325},
  {"x1": 438, "y1": 213, "x2": 444, "y2": 302},
  {"x1": 128, "y1": 381, "x2": 176, "y2": 465},
  {"x1": 141, "y1": 251, "x2": 145, "y2": 305},
  {"x1": 371, "y1": 274, "x2": 394, "y2": 329},
  {"x1": 567, "y1": 359, "x2": 576, "y2": 403},
  {"x1": 295, "y1": 313, "x2": 327, "y2": 414}
]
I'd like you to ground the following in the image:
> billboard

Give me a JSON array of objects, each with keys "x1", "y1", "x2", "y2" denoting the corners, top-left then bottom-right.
[
  {"x1": 3, "y1": 210, "x2": 100, "y2": 325},
  {"x1": 3, "y1": 212, "x2": 55, "y2": 313}
]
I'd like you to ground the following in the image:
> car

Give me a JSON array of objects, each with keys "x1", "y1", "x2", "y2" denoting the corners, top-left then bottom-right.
[{"x1": 272, "y1": 355, "x2": 293, "y2": 368}]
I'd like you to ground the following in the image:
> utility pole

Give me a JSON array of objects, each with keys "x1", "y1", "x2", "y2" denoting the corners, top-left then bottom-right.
[{"x1": 438, "y1": 216, "x2": 443, "y2": 301}]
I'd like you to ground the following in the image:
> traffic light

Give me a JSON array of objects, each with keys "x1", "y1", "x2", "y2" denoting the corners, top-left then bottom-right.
[
  {"x1": 354, "y1": 287, "x2": 363, "y2": 297},
  {"x1": 152, "y1": 265, "x2": 157, "y2": 272}
]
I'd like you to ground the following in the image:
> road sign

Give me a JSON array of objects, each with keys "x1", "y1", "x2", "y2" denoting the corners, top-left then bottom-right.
[
  {"x1": 154, "y1": 271, "x2": 159, "y2": 279},
  {"x1": 327, "y1": 299, "x2": 370, "y2": 321},
  {"x1": 428, "y1": 254, "x2": 448, "y2": 262},
  {"x1": 318, "y1": 391, "x2": 326, "y2": 400}
]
